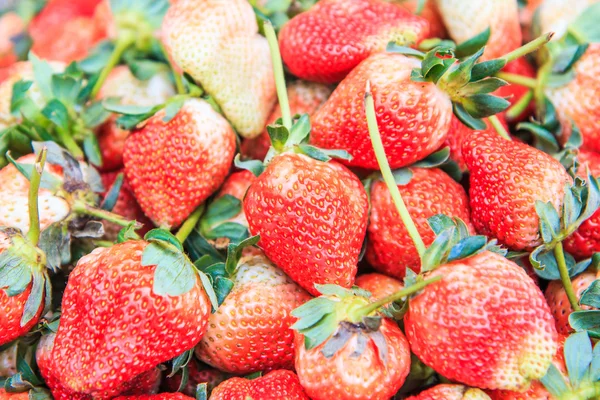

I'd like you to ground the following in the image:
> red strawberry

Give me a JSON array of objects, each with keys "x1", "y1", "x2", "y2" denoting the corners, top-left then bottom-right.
[
  {"x1": 114, "y1": 394, "x2": 194, "y2": 400},
  {"x1": 244, "y1": 152, "x2": 369, "y2": 295},
  {"x1": 0, "y1": 12, "x2": 24, "y2": 69},
  {"x1": 47, "y1": 240, "x2": 213, "y2": 398},
  {"x1": 210, "y1": 370, "x2": 309, "y2": 400},
  {"x1": 161, "y1": 359, "x2": 228, "y2": 397},
  {"x1": 404, "y1": 251, "x2": 558, "y2": 391},
  {"x1": 435, "y1": 0, "x2": 522, "y2": 60},
  {"x1": 124, "y1": 99, "x2": 236, "y2": 229},
  {"x1": 195, "y1": 252, "x2": 311, "y2": 374},
  {"x1": 495, "y1": 58, "x2": 536, "y2": 123},
  {"x1": 545, "y1": 271, "x2": 598, "y2": 335},
  {"x1": 366, "y1": 168, "x2": 474, "y2": 278},
  {"x1": 396, "y1": 0, "x2": 447, "y2": 39},
  {"x1": 563, "y1": 150, "x2": 600, "y2": 259},
  {"x1": 310, "y1": 53, "x2": 453, "y2": 169},
  {"x1": 0, "y1": 389, "x2": 28, "y2": 399},
  {"x1": 278, "y1": 0, "x2": 430, "y2": 83},
  {"x1": 406, "y1": 384, "x2": 492, "y2": 400},
  {"x1": 463, "y1": 130, "x2": 571, "y2": 251},
  {"x1": 354, "y1": 272, "x2": 404, "y2": 301}
]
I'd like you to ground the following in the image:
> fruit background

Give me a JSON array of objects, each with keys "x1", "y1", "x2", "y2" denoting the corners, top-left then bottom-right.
[{"x1": 1, "y1": 0, "x2": 600, "y2": 399}]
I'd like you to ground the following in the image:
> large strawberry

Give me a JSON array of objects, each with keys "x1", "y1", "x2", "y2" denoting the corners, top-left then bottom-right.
[
  {"x1": 463, "y1": 129, "x2": 571, "y2": 251},
  {"x1": 161, "y1": 0, "x2": 277, "y2": 138},
  {"x1": 404, "y1": 251, "x2": 558, "y2": 391},
  {"x1": 195, "y1": 250, "x2": 311, "y2": 374},
  {"x1": 123, "y1": 98, "x2": 236, "y2": 229},
  {"x1": 47, "y1": 235, "x2": 216, "y2": 398},
  {"x1": 210, "y1": 370, "x2": 309, "y2": 400},
  {"x1": 366, "y1": 167, "x2": 474, "y2": 278},
  {"x1": 278, "y1": 0, "x2": 430, "y2": 83},
  {"x1": 407, "y1": 384, "x2": 492, "y2": 400}
]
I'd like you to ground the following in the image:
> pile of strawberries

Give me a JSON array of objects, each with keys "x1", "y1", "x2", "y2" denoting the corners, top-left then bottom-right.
[{"x1": 1, "y1": 0, "x2": 600, "y2": 399}]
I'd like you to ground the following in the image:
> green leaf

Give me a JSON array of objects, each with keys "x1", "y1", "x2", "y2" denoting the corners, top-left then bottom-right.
[
  {"x1": 51, "y1": 74, "x2": 81, "y2": 106},
  {"x1": 83, "y1": 134, "x2": 103, "y2": 167},
  {"x1": 29, "y1": 53, "x2": 54, "y2": 100},
  {"x1": 202, "y1": 195, "x2": 242, "y2": 229},
  {"x1": 288, "y1": 114, "x2": 311, "y2": 145},
  {"x1": 10, "y1": 80, "x2": 33, "y2": 115},
  {"x1": 470, "y1": 59, "x2": 507, "y2": 82},
  {"x1": 118, "y1": 222, "x2": 141, "y2": 243},
  {"x1": 102, "y1": 97, "x2": 157, "y2": 116},
  {"x1": 576, "y1": 174, "x2": 600, "y2": 225},
  {"x1": 445, "y1": 47, "x2": 485, "y2": 89},
  {"x1": 213, "y1": 276, "x2": 234, "y2": 306},
  {"x1": 535, "y1": 200, "x2": 561, "y2": 243},
  {"x1": 267, "y1": 123, "x2": 289, "y2": 152},
  {"x1": 552, "y1": 44, "x2": 589, "y2": 74},
  {"x1": 168, "y1": 349, "x2": 193, "y2": 378},
  {"x1": 386, "y1": 43, "x2": 425, "y2": 59},
  {"x1": 297, "y1": 144, "x2": 352, "y2": 162},
  {"x1": 411, "y1": 147, "x2": 450, "y2": 168},
  {"x1": 234, "y1": 154, "x2": 265, "y2": 177},
  {"x1": 564, "y1": 331, "x2": 593, "y2": 388},
  {"x1": 183, "y1": 229, "x2": 225, "y2": 264},
  {"x1": 82, "y1": 101, "x2": 111, "y2": 128},
  {"x1": 314, "y1": 284, "x2": 352, "y2": 298},
  {"x1": 517, "y1": 122, "x2": 560, "y2": 154},
  {"x1": 428, "y1": 214, "x2": 456, "y2": 235},
  {"x1": 127, "y1": 59, "x2": 169, "y2": 81},
  {"x1": 562, "y1": 185, "x2": 584, "y2": 229},
  {"x1": 590, "y1": 341, "x2": 600, "y2": 382},
  {"x1": 459, "y1": 78, "x2": 508, "y2": 96},
  {"x1": 447, "y1": 236, "x2": 487, "y2": 262},
  {"x1": 163, "y1": 96, "x2": 186, "y2": 124},
  {"x1": 224, "y1": 235, "x2": 260, "y2": 276},
  {"x1": 0, "y1": 247, "x2": 32, "y2": 296},
  {"x1": 39, "y1": 223, "x2": 70, "y2": 272},
  {"x1": 41, "y1": 99, "x2": 70, "y2": 131},
  {"x1": 390, "y1": 168, "x2": 413, "y2": 186},
  {"x1": 300, "y1": 311, "x2": 337, "y2": 350},
  {"x1": 204, "y1": 223, "x2": 249, "y2": 243},
  {"x1": 101, "y1": 173, "x2": 124, "y2": 211},
  {"x1": 580, "y1": 280, "x2": 600, "y2": 308},
  {"x1": 78, "y1": 41, "x2": 114, "y2": 73},
  {"x1": 21, "y1": 269, "x2": 44, "y2": 326},
  {"x1": 453, "y1": 102, "x2": 487, "y2": 130},
  {"x1": 421, "y1": 228, "x2": 455, "y2": 272},
  {"x1": 568, "y1": 3, "x2": 600, "y2": 44},
  {"x1": 145, "y1": 228, "x2": 183, "y2": 252},
  {"x1": 530, "y1": 249, "x2": 577, "y2": 280},
  {"x1": 198, "y1": 270, "x2": 219, "y2": 311},
  {"x1": 570, "y1": 310, "x2": 600, "y2": 339},
  {"x1": 540, "y1": 363, "x2": 570, "y2": 398},
  {"x1": 461, "y1": 94, "x2": 510, "y2": 119},
  {"x1": 142, "y1": 242, "x2": 196, "y2": 296},
  {"x1": 454, "y1": 28, "x2": 491, "y2": 58}
]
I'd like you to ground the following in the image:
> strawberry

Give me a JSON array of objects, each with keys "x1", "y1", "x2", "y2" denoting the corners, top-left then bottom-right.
[
  {"x1": 278, "y1": 0, "x2": 430, "y2": 83},
  {"x1": 435, "y1": 0, "x2": 522, "y2": 60},
  {"x1": 210, "y1": 370, "x2": 309, "y2": 400},
  {"x1": 404, "y1": 251, "x2": 558, "y2": 391},
  {"x1": 161, "y1": 358, "x2": 228, "y2": 397},
  {"x1": 47, "y1": 238, "x2": 215, "y2": 398},
  {"x1": 123, "y1": 98, "x2": 236, "y2": 229},
  {"x1": 545, "y1": 271, "x2": 598, "y2": 334},
  {"x1": 114, "y1": 394, "x2": 195, "y2": 400},
  {"x1": 0, "y1": 12, "x2": 24, "y2": 69},
  {"x1": 161, "y1": 0, "x2": 277, "y2": 138},
  {"x1": 366, "y1": 167, "x2": 474, "y2": 278},
  {"x1": 546, "y1": 44, "x2": 600, "y2": 153},
  {"x1": 395, "y1": 0, "x2": 447, "y2": 39},
  {"x1": 463, "y1": 130, "x2": 571, "y2": 251},
  {"x1": 0, "y1": 389, "x2": 28, "y2": 399},
  {"x1": 442, "y1": 116, "x2": 502, "y2": 171},
  {"x1": 563, "y1": 150, "x2": 600, "y2": 258},
  {"x1": 241, "y1": 81, "x2": 331, "y2": 162},
  {"x1": 406, "y1": 384, "x2": 492, "y2": 400},
  {"x1": 354, "y1": 272, "x2": 404, "y2": 301},
  {"x1": 0, "y1": 341, "x2": 17, "y2": 377},
  {"x1": 495, "y1": 58, "x2": 536, "y2": 123},
  {"x1": 533, "y1": 0, "x2": 596, "y2": 40},
  {"x1": 211, "y1": 170, "x2": 257, "y2": 228}
]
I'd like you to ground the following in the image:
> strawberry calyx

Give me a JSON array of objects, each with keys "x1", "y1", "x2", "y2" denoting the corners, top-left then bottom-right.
[
  {"x1": 198, "y1": 196, "x2": 249, "y2": 246},
  {"x1": 569, "y1": 280, "x2": 600, "y2": 337}
]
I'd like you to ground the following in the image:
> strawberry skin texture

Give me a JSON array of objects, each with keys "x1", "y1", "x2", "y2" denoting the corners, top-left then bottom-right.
[
  {"x1": 0, "y1": 389, "x2": 28, "y2": 399},
  {"x1": 564, "y1": 150, "x2": 600, "y2": 258},
  {"x1": 124, "y1": 99, "x2": 236, "y2": 229},
  {"x1": 545, "y1": 271, "x2": 598, "y2": 335},
  {"x1": 404, "y1": 251, "x2": 558, "y2": 391},
  {"x1": 278, "y1": 0, "x2": 430, "y2": 84},
  {"x1": 244, "y1": 153, "x2": 368, "y2": 295},
  {"x1": 161, "y1": 0, "x2": 277, "y2": 138},
  {"x1": 435, "y1": 0, "x2": 522, "y2": 60},
  {"x1": 114, "y1": 394, "x2": 195, "y2": 400},
  {"x1": 294, "y1": 318, "x2": 411, "y2": 400},
  {"x1": 406, "y1": 384, "x2": 492, "y2": 400},
  {"x1": 48, "y1": 241, "x2": 212, "y2": 398},
  {"x1": 367, "y1": 168, "x2": 474, "y2": 278},
  {"x1": 210, "y1": 370, "x2": 309, "y2": 400},
  {"x1": 463, "y1": 130, "x2": 571, "y2": 251},
  {"x1": 310, "y1": 53, "x2": 453, "y2": 169},
  {"x1": 546, "y1": 44, "x2": 600, "y2": 153},
  {"x1": 355, "y1": 272, "x2": 404, "y2": 301},
  {"x1": 195, "y1": 253, "x2": 311, "y2": 374}
]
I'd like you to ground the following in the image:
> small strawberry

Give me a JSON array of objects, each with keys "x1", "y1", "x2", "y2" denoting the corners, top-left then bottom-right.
[
  {"x1": 195, "y1": 250, "x2": 311, "y2": 374},
  {"x1": 161, "y1": 358, "x2": 228, "y2": 397},
  {"x1": 463, "y1": 129, "x2": 571, "y2": 251},
  {"x1": 354, "y1": 272, "x2": 404, "y2": 301},
  {"x1": 123, "y1": 98, "x2": 236, "y2": 229},
  {"x1": 435, "y1": 0, "x2": 522, "y2": 60},
  {"x1": 161, "y1": 0, "x2": 277, "y2": 138},
  {"x1": 366, "y1": 167, "x2": 474, "y2": 278},
  {"x1": 210, "y1": 370, "x2": 309, "y2": 400},
  {"x1": 278, "y1": 0, "x2": 430, "y2": 83},
  {"x1": 407, "y1": 384, "x2": 492, "y2": 400},
  {"x1": 395, "y1": 0, "x2": 447, "y2": 39}
]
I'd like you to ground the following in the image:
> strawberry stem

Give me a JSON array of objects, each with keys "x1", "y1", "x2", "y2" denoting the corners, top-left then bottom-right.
[
  {"x1": 554, "y1": 242, "x2": 581, "y2": 312},
  {"x1": 72, "y1": 201, "x2": 142, "y2": 229},
  {"x1": 175, "y1": 204, "x2": 205, "y2": 243},
  {"x1": 488, "y1": 115, "x2": 511, "y2": 141},
  {"x1": 364, "y1": 81, "x2": 426, "y2": 259},
  {"x1": 505, "y1": 89, "x2": 533, "y2": 121},
  {"x1": 26, "y1": 148, "x2": 47, "y2": 244},
  {"x1": 500, "y1": 32, "x2": 554, "y2": 64},
  {"x1": 55, "y1": 126, "x2": 84, "y2": 159},
  {"x1": 90, "y1": 32, "x2": 136, "y2": 98},
  {"x1": 495, "y1": 72, "x2": 538, "y2": 89},
  {"x1": 264, "y1": 21, "x2": 292, "y2": 130}
]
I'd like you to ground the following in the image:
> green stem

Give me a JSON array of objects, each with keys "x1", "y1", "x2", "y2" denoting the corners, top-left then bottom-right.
[
  {"x1": 263, "y1": 21, "x2": 292, "y2": 130},
  {"x1": 56, "y1": 127, "x2": 84, "y2": 159},
  {"x1": 26, "y1": 149, "x2": 47, "y2": 244},
  {"x1": 534, "y1": 60, "x2": 553, "y2": 119},
  {"x1": 353, "y1": 275, "x2": 444, "y2": 317},
  {"x1": 72, "y1": 201, "x2": 141, "y2": 229},
  {"x1": 488, "y1": 115, "x2": 511, "y2": 141},
  {"x1": 90, "y1": 33, "x2": 136, "y2": 98},
  {"x1": 364, "y1": 83, "x2": 426, "y2": 259},
  {"x1": 496, "y1": 72, "x2": 538, "y2": 89},
  {"x1": 500, "y1": 32, "x2": 554, "y2": 63},
  {"x1": 555, "y1": 242, "x2": 581, "y2": 312},
  {"x1": 175, "y1": 204, "x2": 205, "y2": 243},
  {"x1": 505, "y1": 89, "x2": 533, "y2": 121}
]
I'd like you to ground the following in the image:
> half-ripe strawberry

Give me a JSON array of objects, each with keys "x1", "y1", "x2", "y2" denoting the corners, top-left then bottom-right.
[
  {"x1": 123, "y1": 98, "x2": 236, "y2": 229},
  {"x1": 463, "y1": 130, "x2": 571, "y2": 251},
  {"x1": 396, "y1": 0, "x2": 447, "y2": 38},
  {"x1": 195, "y1": 252, "x2": 311, "y2": 374},
  {"x1": 435, "y1": 0, "x2": 522, "y2": 60},
  {"x1": 278, "y1": 0, "x2": 430, "y2": 84},
  {"x1": 367, "y1": 168, "x2": 474, "y2": 278},
  {"x1": 210, "y1": 370, "x2": 309, "y2": 400},
  {"x1": 407, "y1": 384, "x2": 492, "y2": 400},
  {"x1": 161, "y1": 0, "x2": 277, "y2": 138},
  {"x1": 355, "y1": 273, "x2": 404, "y2": 301},
  {"x1": 404, "y1": 251, "x2": 558, "y2": 391}
]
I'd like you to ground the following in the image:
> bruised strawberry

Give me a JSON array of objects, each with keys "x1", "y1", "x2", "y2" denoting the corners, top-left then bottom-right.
[
  {"x1": 396, "y1": 0, "x2": 446, "y2": 38},
  {"x1": 366, "y1": 168, "x2": 474, "y2": 278},
  {"x1": 124, "y1": 99, "x2": 236, "y2": 229},
  {"x1": 278, "y1": 0, "x2": 430, "y2": 83},
  {"x1": 210, "y1": 370, "x2": 309, "y2": 400},
  {"x1": 355, "y1": 273, "x2": 404, "y2": 301},
  {"x1": 463, "y1": 130, "x2": 571, "y2": 251},
  {"x1": 407, "y1": 384, "x2": 492, "y2": 400},
  {"x1": 161, "y1": 0, "x2": 277, "y2": 138},
  {"x1": 404, "y1": 251, "x2": 558, "y2": 391}
]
